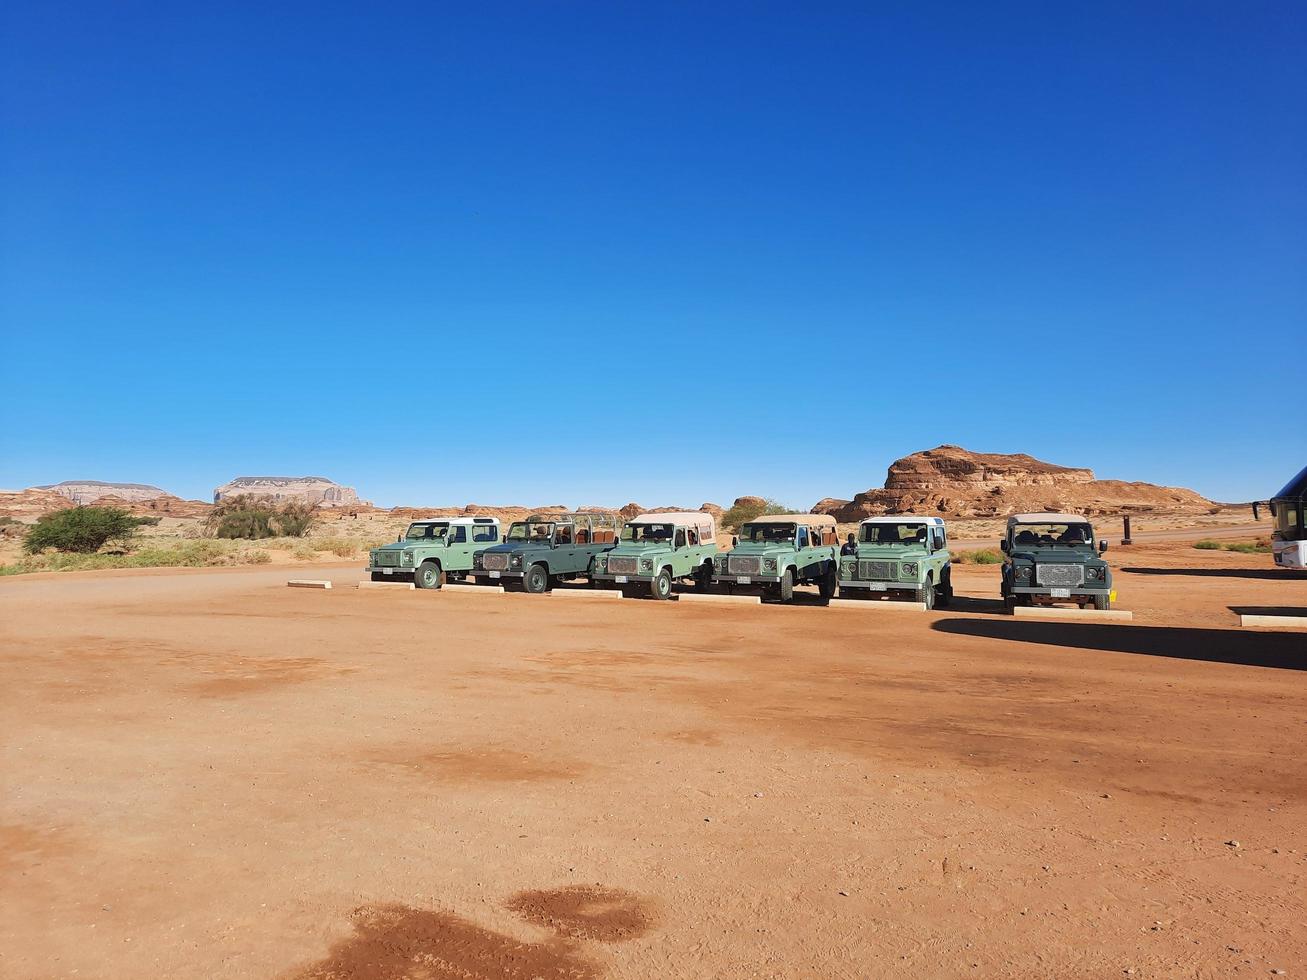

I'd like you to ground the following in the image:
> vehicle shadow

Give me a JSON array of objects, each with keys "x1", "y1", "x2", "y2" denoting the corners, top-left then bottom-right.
[
  {"x1": 931, "y1": 618, "x2": 1306, "y2": 671},
  {"x1": 1120, "y1": 566, "x2": 1300, "y2": 580},
  {"x1": 938, "y1": 594, "x2": 1005, "y2": 614},
  {"x1": 1230, "y1": 605, "x2": 1307, "y2": 618}
]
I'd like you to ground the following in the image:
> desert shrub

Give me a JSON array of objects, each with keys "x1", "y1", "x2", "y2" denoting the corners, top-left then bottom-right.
[
  {"x1": 276, "y1": 501, "x2": 316, "y2": 538},
  {"x1": 24, "y1": 506, "x2": 157, "y2": 554},
  {"x1": 208, "y1": 495, "x2": 278, "y2": 539},
  {"x1": 292, "y1": 544, "x2": 316, "y2": 561},
  {"x1": 721, "y1": 498, "x2": 792, "y2": 531},
  {"x1": 1193, "y1": 540, "x2": 1222, "y2": 550},
  {"x1": 1224, "y1": 540, "x2": 1273, "y2": 554},
  {"x1": 246, "y1": 550, "x2": 272, "y2": 564},
  {"x1": 954, "y1": 548, "x2": 1004, "y2": 564}
]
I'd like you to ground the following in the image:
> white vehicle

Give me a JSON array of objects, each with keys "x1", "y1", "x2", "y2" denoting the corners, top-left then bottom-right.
[{"x1": 1270, "y1": 466, "x2": 1306, "y2": 570}]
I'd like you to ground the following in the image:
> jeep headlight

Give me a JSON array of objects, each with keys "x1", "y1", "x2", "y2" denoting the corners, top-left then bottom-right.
[
  {"x1": 510, "y1": 553, "x2": 524, "y2": 569},
  {"x1": 762, "y1": 558, "x2": 777, "y2": 572},
  {"x1": 1087, "y1": 565, "x2": 1105, "y2": 581},
  {"x1": 639, "y1": 558, "x2": 654, "y2": 571},
  {"x1": 842, "y1": 559, "x2": 856, "y2": 576},
  {"x1": 473, "y1": 553, "x2": 483, "y2": 569},
  {"x1": 401, "y1": 551, "x2": 414, "y2": 566},
  {"x1": 901, "y1": 561, "x2": 918, "y2": 578},
  {"x1": 596, "y1": 555, "x2": 607, "y2": 571},
  {"x1": 1015, "y1": 565, "x2": 1032, "y2": 582}
]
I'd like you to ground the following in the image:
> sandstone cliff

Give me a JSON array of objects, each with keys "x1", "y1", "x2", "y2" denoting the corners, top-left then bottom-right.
[
  {"x1": 37, "y1": 480, "x2": 171, "y2": 505},
  {"x1": 214, "y1": 476, "x2": 368, "y2": 508},
  {"x1": 814, "y1": 445, "x2": 1215, "y2": 521}
]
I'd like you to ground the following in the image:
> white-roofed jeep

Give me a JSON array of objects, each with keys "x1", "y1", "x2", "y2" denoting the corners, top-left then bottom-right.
[
  {"x1": 368, "y1": 517, "x2": 501, "y2": 589},
  {"x1": 711, "y1": 513, "x2": 839, "y2": 603},
  {"x1": 591, "y1": 511, "x2": 718, "y2": 599},
  {"x1": 838, "y1": 515, "x2": 952, "y2": 609}
]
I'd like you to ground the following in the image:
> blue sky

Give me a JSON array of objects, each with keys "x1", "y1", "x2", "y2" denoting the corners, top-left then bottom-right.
[{"x1": 2, "y1": 2, "x2": 1303, "y2": 508}]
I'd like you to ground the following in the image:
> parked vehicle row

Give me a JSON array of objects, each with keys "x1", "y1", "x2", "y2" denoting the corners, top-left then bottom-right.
[{"x1": 365, "y1": 509, "x2": 1116, "y2": 612}]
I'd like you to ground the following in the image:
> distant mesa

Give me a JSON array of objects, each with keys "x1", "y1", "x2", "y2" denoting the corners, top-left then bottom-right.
[
  {"x1": 38, "y1": 480, "x2": 170, "y2": 505},
  {"x1": 24, "y1": 480, "x2": 211, "y2": 519},
  {"x1": 214, "y1": 476, "x2": 369, "y2": 508},
  {"x1": 812, "y1": 445, "x2": 1216, "y2": 521}
]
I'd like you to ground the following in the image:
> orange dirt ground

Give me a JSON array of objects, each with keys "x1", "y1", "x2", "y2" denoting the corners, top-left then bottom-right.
[{"x1": 1, "y1": 542, "x2": 1304, "y2": 979}]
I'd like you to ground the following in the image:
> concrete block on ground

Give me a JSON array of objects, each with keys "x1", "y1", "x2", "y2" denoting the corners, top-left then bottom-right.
[
  {"x1": 357, "y1": 580, "x2": 413, "y2": 590},
  {"x1": 288, "y1": 579, "x2": 333, "y2": 589},
  {"x1": 551, "y1": 588, "x2": 624, "y2": 599},
  {"x1": 1014, "y1": 606, "x2": 1133, "y2": 622},
  {"x1": 1240, "y1": 614, "x2": 1307, "y2": 630},
  {"x1": 828, "y1": 598, "x2": 926, "y2": 611},
  {"x1": 677, "y1": 593, "x2": 761, "y2": 605},
  {"x1": 441, "y1": 583, "x2": 504, "y2": 594}
]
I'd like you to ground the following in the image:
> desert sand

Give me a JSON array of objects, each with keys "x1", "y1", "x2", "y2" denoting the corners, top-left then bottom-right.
[{"x1": 2, "y1": 541, "x2": 1304, "y2": 979}]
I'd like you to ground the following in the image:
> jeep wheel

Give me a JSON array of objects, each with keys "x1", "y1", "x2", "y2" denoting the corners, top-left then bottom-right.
[
  {"x1": 1003, "y1": 595, "x2": 1016, "y2": 614},
  {"x1": 1093, "y1": 593, "x2": 1111, "y2": 610},
  {"x1": 694, "y1": 563, "x2": 712, "y2": 592},
  {"x1": 524, "y1": 564, "x2": 550, "y2": 594},
  {"x1": 650, "y1": 568, "x2": 673, "y2": 601},
  {"x1": 414, "y1": 561, "x2": 444, "y2": 590},
  {"x1": 915, "y1": 579, "x2": 935, "y2": 610},
  {"x1": 818, "y1": 565, "x2": 837, "y2": 603},
  {"x1": 370, "y1": 571, "x2": 387, "y2": 582},
  {"x1": 777, "y1": 569, "x2": 795, "y2": 603},
  {"x1": 936, "y1": 572, "x2": 952, "y2": 608}
]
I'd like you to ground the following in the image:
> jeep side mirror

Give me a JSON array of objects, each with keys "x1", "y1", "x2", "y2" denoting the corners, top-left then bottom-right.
[
  {"x1": 732, "y1": 536, "x2": 738, "y2": 548},
  {"x1": 999, "y1": 540, "x2": 1009, "y2": 553},
  {"x1": 397, "y1": 535, "x2": 403, "y2": 543},
  {"x1": 1098, "y1": 539, "x2": 1108, "y2": 553}
]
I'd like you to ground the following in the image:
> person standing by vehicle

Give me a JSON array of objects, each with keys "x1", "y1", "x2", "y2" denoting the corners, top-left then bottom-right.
[{"x1": 841, "y1": 532, "x2": 857, "y2": 556}]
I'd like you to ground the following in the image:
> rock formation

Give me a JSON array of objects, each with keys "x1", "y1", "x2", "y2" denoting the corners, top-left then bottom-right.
[
  {"x1": 37, "y1": 480, "x2": 172, "y2": 505},
  {"x1": 814, "y1": 445, "x2": 1215, "y2": 521},
  {"x1": 214, "y1": 476, "x2": 368, "y2": 508},
  {"x1": 0, "y1": 488, "x2": 76, "y2": 522}
]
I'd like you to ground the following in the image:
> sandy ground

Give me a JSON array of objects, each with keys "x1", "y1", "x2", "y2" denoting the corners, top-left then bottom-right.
[{"x1": 2, "y1": 543, "x2": 1305, "y2": 979}]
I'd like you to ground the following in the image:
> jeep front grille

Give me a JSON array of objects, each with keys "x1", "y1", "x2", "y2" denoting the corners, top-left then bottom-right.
[
  {"x1": 375, "y1": 552, "x2": 400, "y2": 567},
  {"x1": 608, "y1": 556, "x2": 639, "y2": 575},
  {"x1": 482, "y1": 553, "x2": 509, "y2": 571},
  {"x1": 1036, "y1": 563, "x2": 1084, "y2": 587},
  {"x1": 858, "y1": 559, "x2": 895, "y2": 580},
  {"x1": 728, "y1": 556, "x2": 761, "y2": 575}
]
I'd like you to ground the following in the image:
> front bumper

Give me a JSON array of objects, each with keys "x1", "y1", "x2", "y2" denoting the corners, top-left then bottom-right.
[
  {"x1": 838, "y1": 579, "x2": 917, "y2": 592},
  {"x1": 473, "y1": 569, "x2": 523, "y2": 579},
  {"x1": 712, "y1": 573, "x2": 782, "y2": 585},
  {"x1": 594, "y1": 572, "x2": 653, "y2": 583},
  {"x1": 367, "y1": 565, "x2": 413, "y2": 575},
  {"x1": 1012, "y1": 585, "x2": 1110, "y2": 597}
]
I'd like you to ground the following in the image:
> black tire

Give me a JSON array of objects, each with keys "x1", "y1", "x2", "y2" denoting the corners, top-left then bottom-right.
[
  {"x1": 694, "y1": 563, "x2": 712, "y2": 592},
  {"x1": 1004, "y1": 595, "x2": 1016, "y2": 614},
  {"x1": 818, "y1": 565, "x2": 837, "y2": 603},
  {"x1": 414, "y1": 560, "x2": 444, "y2": 590},
  {"x1": 778, "y1": 568, "x2": 794, "y2": 603},
  {"x1": 936, "y1": 571, "x2": 952, "y2": 608},
  {"x1": 370, "y1": 571, "x2": 387, "y2": 582},
  {"x1": 650, "y1": 568, "x2": 673, "y2": 601},
  {"x1": 524, "y1": 564, "x2": 550, "y2": 594},
  {"x1": 1093, "y1": 593, "x2": 1111, "y2": 610},
  {"x1": 915, "y1": 578, "x2": 935, "y2": 610}
]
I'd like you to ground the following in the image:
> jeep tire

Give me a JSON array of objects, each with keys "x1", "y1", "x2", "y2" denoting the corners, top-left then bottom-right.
[
  {"x1": 370, "y1": 571, "x2": 387, "y2": 582},
  {"x1": 1093, "y1": 593, "x2": 1111, "y2": 611},
  {"x1": 694, "y1": 563, "x2": 712, "y2": 592},
  {"x1": 936, "y1": 571, "x2": 953, "y2": 608},
  {"x1": 915, "y1": 578, "x2": 935, "y2": 610},
  {"x1": 817, "y1": 565, "x2": 837, "y2": 603},
  {"x1": 524, "y1": 564, "x2": 550, "y2": 594},
  {"x1": 414, "y1": 560, "x2": 444, "y2": 590},
  {"x1": 650, "y1": 568, "x2": 673, "y2": 601},
  {"x1": 777, "y1": 569, "x2": 795, "y2": 603}
]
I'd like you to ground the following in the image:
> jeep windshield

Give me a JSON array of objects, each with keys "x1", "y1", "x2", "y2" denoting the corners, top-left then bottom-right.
[
  {"x1": 621, "y1": 523, "x2": 673, "y2": 543},
  {"x1": 738, "y1": 523, "x2": 795, "y2": 544},
  {"x1": 506, "y1": 521, "x2": 557, "y2": 542},
  {"x1": 1009, "y1": 523, "x2": 1094, "y2": 548},
  {"x1": 860, "y1": 523, "x2": 928, "y2": 546},
  {"x1": 404, "y1": 523, "x2": 449, "y2": 540}
]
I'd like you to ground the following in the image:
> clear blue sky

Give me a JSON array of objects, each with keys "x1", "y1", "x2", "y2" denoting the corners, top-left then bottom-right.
[{"x1": 2, "y1": 2, "x2": 1303, "y2": 507}]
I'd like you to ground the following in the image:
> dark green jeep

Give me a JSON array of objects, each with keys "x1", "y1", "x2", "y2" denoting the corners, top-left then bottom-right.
[
  {"x1": 999, "y1": 512, "x2": 1113, "y2": 612},
  {"x1": 471, "y1": 511, "x2": 619, "y2": 593}
]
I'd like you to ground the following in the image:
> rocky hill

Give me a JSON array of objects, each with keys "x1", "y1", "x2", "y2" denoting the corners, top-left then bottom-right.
[
  {"x1": 214, "y1": 476, "x2": 368, "y2": 508},
  {"x1": 0, "y1": 488, "x2": 77, "y2": 522},
  {"x1": 37, "y1": 480, "x2": 171, "y2": 505},
  {"x1": 813, "y1": 445, "x2": 1216, "y2": 521}
]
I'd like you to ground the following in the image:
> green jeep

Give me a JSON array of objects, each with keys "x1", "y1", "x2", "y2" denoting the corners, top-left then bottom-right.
[
  {"x1": 711, "y1": 514, "x2": 839, "y2": 603},
  {"x1": 999, "y1": 512, "x2": 1113, "y2": 612},
  {"x1": 591, "y1": 511, "x2": 718, "y2": 599},
  {"x1": 471, "y1": 511, "x2": 619, "y2": 593},
  {"x1": 838, "y1": 516, "x2": 953, "y2": 608},
  {"x1": 368, "y1": 517, "x2": 501, "y2": 589}
]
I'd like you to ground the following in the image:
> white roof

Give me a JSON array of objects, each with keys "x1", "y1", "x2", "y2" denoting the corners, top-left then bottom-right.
[
  {"x1": 411, "y1": 516, "x2": 499, "y2": 526},
  {"x1": 860, "y1": 515, "x2": 944, "y2": 526},
  {"x1": 749, "y1": 513, "x2": 837, "y2": 526},
  {"x1": 1008, "y1": 512, "x2": 1088, "y2": 524}
]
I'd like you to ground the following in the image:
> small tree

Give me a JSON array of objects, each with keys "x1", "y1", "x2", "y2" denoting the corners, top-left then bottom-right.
[
  {"x1": 207, "y1": 495, "x2": 278, "y2": 540},
  {"x1": 276, "y1": 501, "x2": 316, "y2": 538},
  {"x1": 720, "y1": 497, "x2": 792, "y2": 531},
  {"x1": 24, "y1": 506, "x2": 157, "y2": 554}
]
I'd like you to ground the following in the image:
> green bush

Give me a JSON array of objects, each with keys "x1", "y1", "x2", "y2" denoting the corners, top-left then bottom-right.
[
  {"x1": 207, "y1": 495, "x2": 316, "y2": 539},
  {"x1": 0, "y1": 539, "x2": 277, "y2": 575},
  {"x1": 277, "y1": 501, "x2": 316, "y2": 538},
  {"x1": 24, "y1": 506, "x2": 157, "y2": 554},
  {"x1": 721, "y1": 497, "x2": 792, "y2": 531},
  {"x1": 1224, "y1": 540, "x2": 1273, "y2": 554},
  {"x1": 1193, "y1": 539, "x2": 1222, "y2": 550},
  {"x1": 954, "y1": 548, "x2": 1004, "y2": 564}
]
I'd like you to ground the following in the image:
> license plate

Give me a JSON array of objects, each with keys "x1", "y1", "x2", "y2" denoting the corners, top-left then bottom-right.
[
  {"x1": 615, "y1": 575, "x2": 628, "y2": 583},
  {"x1": 867, "y1": 583, "x2": 886, "y2": 591},
  {"x1": 736, "y1": 576, "x2": 751, "y2": 584},
  {"x1": 1051, "y1": 587, "x2": 1070, "y2": 598},
  {"x1": 489, "y1": 571, "x2": 501, "y2": 579}
]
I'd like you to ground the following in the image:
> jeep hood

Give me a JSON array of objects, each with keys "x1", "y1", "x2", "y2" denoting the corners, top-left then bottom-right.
[
  {"x1": 1010, "y1": 547, "x2": 1102, "y2": 564},
  {"x1": 855, "y1": 545, "x2": 928, "y2": 559}
]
